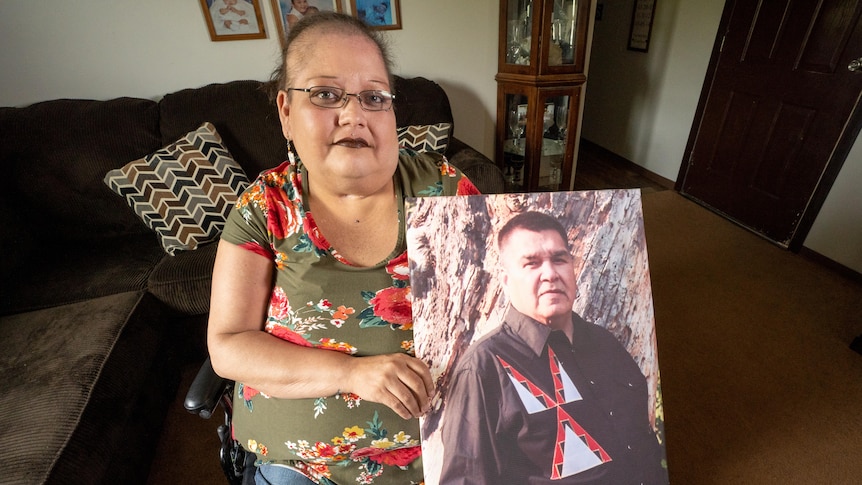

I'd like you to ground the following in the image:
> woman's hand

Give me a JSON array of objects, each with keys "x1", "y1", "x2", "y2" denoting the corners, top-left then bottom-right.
[{"x1": 347, "y1": 353, "x2": 434, "y2": 420}]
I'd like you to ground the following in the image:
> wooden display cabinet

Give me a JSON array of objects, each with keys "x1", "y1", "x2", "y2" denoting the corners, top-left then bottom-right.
[{"x1": 495, "y1": 0, "x2": 591, "y2": 192}]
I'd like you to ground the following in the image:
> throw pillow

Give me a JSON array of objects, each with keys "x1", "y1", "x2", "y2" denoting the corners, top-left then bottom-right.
[
  {"x1": 397, "y1": 123, "x2": 451, "y2": 153},
  {"x1": 104, "y1": 122, "x2": 249, "y2": 255}
]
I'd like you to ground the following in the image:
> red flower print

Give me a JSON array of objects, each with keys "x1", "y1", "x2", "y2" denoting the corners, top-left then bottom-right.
[
  {"x1": 295, "y1": 461, "x2": 332, "y2": 481},
  {"x1": 240, "y1": 384, "x2": 259, "y2": 400},
  {"x1": 269, "y1": 287, "x2": 291, "y2": 321},
  {"x1": 369, "y1": 286, "x2": 412, "y2": 327},
  {"x1": 240, "y1": 241, "x2": 273, "y2": 259},
  {"x1": 352, "y1": 446, "x2": 422, "y2": 467},
  {"x1": 268, "y1": 325, "x2": 314, "y2": 348},
  {"x1": 457, "y1": 176, "x2": 481, "y2": 195},
  {"x1": 375, "y1": 446, "x2": 422, "y2": 466},
  {"x1": 439, "y1": 162, "x2": 457, "y2": 177},
  {"x1": 264, "y1": 184, "x2": 296, "y2": 239},
  {"x1": 315, "y1": 442, "x2": 337, "y2": 458},
  {"x1": 386, "y1": 252, "x2": 410, "y2": 281},
  {"x1": 303, "y1": 212, "x2": 331, "y2": 251}
]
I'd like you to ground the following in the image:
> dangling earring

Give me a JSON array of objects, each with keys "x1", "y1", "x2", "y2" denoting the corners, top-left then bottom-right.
[{"x1": 286, "y1": 138, "x2": 297, "y2": 165}]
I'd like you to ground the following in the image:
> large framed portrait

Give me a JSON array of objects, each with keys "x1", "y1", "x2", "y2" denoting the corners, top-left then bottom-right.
[
  {"x1": 408, "y1": 190, "x2": 668, "y2": 484},
  {"x1": 350, "y1": 0, "x2": 402, "y2": 30},
  {"x1": 199, "y1": 0, "x2": 267, "y2": 41},
  {"x1": 270, "y1": 0, "x2": 344, "y2": 42}
]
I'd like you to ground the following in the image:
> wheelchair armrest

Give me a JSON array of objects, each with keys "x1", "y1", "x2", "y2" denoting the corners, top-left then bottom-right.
[{"x1": 184, "y1": 356, "x2": 231, "y2": 419}]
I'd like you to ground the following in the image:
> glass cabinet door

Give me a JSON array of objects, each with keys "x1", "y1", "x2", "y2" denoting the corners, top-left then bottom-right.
[
  {"x1": 547, "y1": 0, "x2": 579, "y2": 67},
  {"x1": 499, "y1": 0, "x2": 589, "y2": 75},
  {"x1": 505, "y1": 0, "x2": 534, "y2": 67},
  {"x1": 502, "y1": 93, "x2": 529, "y2": 191},
  {"x1": 536, "y1": 94, "x2": 571, "y2": 191},
  {"x1": 496, "y1": 83, "x2": 580, "y2": 192}
]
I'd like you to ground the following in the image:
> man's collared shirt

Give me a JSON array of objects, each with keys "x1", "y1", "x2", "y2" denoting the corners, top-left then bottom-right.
[{"x1": 439, "y1": 307, "x2": 666, "y2": 484}]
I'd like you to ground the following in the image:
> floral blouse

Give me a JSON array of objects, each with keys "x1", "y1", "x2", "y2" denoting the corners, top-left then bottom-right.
[{"x1": 221, "y1": 149, "x2": 479, "y2": 485}]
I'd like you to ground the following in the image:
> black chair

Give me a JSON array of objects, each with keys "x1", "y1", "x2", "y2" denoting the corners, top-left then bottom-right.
[{"x1": 184, "y1": 357, "x2": 254, "y2": 485}]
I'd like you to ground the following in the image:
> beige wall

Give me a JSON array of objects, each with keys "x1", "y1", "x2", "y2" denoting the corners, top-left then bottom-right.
[
  {"x1": 386, "y1": 1, "x2": 499, "y2": 156},
  {"x1": 0, "y1": 0, "x2": 500, "y2": 157},
  {"x1": 806, "y1": 138, "x2": 862, "y2": 273},
  {"x1": 582, "y1": 0, "x2": 862, "y2": 273},
  {"x1": 2, "y1": 0, "x2": 858, "y2": 272},
  {"x1": 582, "y1": 0, "x2": 723, "y2": 180}
]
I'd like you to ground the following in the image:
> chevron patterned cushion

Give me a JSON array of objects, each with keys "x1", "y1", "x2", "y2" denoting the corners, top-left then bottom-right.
[
  {"x1": 397, "y1": 123, "x2": 451, "y2": 153},
  {"x1": 104, "y1": 122, "x2": 249, "y2": 255}
]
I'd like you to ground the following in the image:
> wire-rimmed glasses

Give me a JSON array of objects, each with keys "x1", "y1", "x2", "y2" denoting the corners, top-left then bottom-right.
[{"x1": 286, "y1": 86, "x2": 395, "y2": 112}]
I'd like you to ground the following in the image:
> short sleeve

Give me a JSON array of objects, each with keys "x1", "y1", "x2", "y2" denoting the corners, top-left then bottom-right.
[
  {"x1": 220, "y1": 161, "x2": 301, "y2": 258},
  {"x1": 220, "y1": 179, "x2": 271, "y2": 256},
  {"x1": 396, "y1": 150, "x2": 480, "y2": 197}
]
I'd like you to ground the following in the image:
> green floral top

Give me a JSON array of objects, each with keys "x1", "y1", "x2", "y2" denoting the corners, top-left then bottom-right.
[{"x1": 221, "y1": 149, "x2": 479, "y2": 484}]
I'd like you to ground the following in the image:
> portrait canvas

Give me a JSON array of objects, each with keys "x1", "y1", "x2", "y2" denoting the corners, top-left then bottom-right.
[
  {"x1": 200, "y1": 0, "x2": 266, "y2": 41},
  {"x1": 270, "y1": 0, "x2": 343, "y2": 41},
  {"x1": 406, "y1": 190, "x2": 669, "y2": 484}
]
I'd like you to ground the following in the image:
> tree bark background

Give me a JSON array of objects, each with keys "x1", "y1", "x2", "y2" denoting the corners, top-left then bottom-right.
[{"x1": 407, "y1": 190, "x2": 662, "y2": 484}]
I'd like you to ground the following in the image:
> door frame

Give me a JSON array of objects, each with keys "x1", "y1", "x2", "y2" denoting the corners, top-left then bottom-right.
[{"x1": 675, "y1": 0, "x2": 862, "y2": 251}]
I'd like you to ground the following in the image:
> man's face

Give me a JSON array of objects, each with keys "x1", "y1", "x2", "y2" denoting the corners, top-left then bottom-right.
[{"x1": 499, "y1": 228, "x2": 578, "y2": 328}]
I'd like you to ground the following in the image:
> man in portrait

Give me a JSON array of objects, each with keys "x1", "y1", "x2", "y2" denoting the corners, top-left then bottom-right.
[{"x1": 438, "y1": 211, "x2": 666, "y2": 484}]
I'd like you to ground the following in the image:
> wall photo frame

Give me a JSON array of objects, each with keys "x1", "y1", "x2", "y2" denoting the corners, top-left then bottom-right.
[
  {"x1": 627, "y1": 0, "x2": 656, "y2": 52},
  {"x1": 200, "y1": 0, "x2": 267, "y2": 41},
  {"x1": 349, "y1": 0, "x2": 402, "y2": 30},
  {"x1": 270, "y1": 0, "x2": 344, "y2": 42}
]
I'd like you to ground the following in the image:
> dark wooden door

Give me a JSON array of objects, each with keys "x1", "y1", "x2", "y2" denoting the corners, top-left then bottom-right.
[{"x1": 678, "y1": 0, "x2": 862, "y2": 247}]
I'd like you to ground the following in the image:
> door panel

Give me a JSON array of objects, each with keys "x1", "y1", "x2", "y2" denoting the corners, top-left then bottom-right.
[{"x1": 680, "y1": 0, "x2": 862, "y2": 246}]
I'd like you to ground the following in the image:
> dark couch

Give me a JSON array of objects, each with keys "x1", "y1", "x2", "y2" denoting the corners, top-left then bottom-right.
[{"x1": 0, "y1": 77, "x2": 503, "y2": 484}]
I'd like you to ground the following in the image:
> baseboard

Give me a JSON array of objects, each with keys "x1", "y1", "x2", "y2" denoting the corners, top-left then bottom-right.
[
  {"x1": 579, "y1": 139, "x2": 675, "y2": 189},
  {"x1": 798, "y1": 247, "x2": 862, "y2": 285}
]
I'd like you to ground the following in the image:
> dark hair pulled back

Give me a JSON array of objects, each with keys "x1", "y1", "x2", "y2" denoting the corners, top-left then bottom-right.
[{"x1": 266, "y1": 11, "x2": 395, "y2": 102}]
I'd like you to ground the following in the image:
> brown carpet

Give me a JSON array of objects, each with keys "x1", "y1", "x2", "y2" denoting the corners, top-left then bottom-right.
[{"x1": 147, "y1": 190, "x2": 862, "y2": 484}]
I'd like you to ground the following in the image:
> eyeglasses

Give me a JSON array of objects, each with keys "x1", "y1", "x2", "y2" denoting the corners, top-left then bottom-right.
[{"x1": 286, "y1": 86, "x2": 395, "y2": 112}]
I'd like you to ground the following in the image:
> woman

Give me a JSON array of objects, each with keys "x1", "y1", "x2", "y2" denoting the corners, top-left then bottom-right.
[{"x1": 208, "y1": 12, "x2": 479, "y2": 485}]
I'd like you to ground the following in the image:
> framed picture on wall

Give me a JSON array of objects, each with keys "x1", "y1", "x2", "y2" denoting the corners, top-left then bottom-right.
[
  {"x1": 349, "y1": 0, "x2": 402, "y2": 30},
  {"x1": 270, "y1": 0, "x2": 344, "y2": 42},
  {"x1": 627, "y1": 0, "x2": 656, "y2": 52},
  {"x1": 200, "y1": 0, "x2": 267, "y2": 41}
]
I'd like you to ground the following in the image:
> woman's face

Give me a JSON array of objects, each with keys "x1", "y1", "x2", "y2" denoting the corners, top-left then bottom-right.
[{"x1": 277, "y1": 33, "x2": 398, "y2": 192}]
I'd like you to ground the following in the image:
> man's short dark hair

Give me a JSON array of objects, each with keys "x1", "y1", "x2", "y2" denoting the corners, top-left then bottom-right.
[{"x1": 497, "y1": 211, "x2": 570, "y2": 251}]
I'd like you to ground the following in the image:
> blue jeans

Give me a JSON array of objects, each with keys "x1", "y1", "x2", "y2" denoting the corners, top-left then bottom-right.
[{"x1": 254, "y1": 464, "x2": 316, "y2": 485}]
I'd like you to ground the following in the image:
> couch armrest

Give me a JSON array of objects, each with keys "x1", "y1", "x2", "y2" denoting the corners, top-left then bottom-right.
[
  {"x1": 446, "y1": 138, "x2": 506, "y2": 194},
  {"x1": 184, "y1": 357, "x2": 230, "y2": 420}
]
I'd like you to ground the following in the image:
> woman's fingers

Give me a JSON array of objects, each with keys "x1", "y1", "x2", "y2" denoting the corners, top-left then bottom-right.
[
  {"x1": 349, "y1": 353, "x2": 434, "y2": 419},
  {"x1": 405, "y1": 356, "x2": 436, "y2": 401}
]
